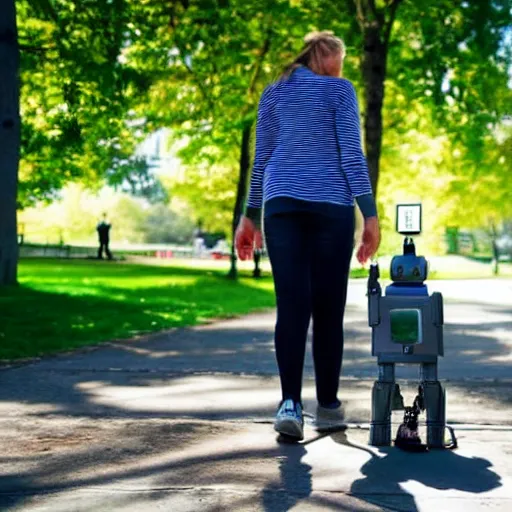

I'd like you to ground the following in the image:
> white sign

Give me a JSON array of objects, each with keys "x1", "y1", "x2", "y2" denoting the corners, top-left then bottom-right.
[{"x1": 397, "y1": 204, "x2": 421, "y2": 234}]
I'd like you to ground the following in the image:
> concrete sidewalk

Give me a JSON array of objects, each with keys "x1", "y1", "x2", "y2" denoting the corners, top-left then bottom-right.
[{"x1": 0, "y1": 280, "x2": 511, "y2": 511}]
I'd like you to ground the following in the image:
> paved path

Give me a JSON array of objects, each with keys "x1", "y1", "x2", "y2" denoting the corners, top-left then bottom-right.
[{"x1": 1, "y1": 279, "x2": 511, "y2": 511}]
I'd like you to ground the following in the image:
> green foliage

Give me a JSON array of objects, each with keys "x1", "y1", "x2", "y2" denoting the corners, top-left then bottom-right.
[
  {"x1": 444, "y1": 123, "x2": 512, "y2": 228},
  {"x1": 111, "y1": 195, "x2": 148, "y2": 243},
  {"x1": 132, "y1": 0, "x2": 356, "y2": 231},
  {"x1": 144, "y1": 203, "x2": 196, "y2": 244},
  {"x1": 370, "y1": 0, "x2": 512, "y2": 250},
  {"x1": 15, "y1": 0, "x2": 512, "y2": 248},
  {"x1": 164, "y1": 154, "x2": 239, "y2": 235},
  {"x1": 141, "y1": 0, "x2": 511, "y2": 242},
  {"x1": 17, "y1": 0, "x2": 152, "y2": 206},
  {"x1": 109, "y1": 156, "x2": 170, "y2": 204}
]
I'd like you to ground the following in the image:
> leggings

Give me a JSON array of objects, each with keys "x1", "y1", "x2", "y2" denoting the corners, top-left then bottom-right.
[{"x1": 264, "y1": 209, "x2": 355, "y2": 406}]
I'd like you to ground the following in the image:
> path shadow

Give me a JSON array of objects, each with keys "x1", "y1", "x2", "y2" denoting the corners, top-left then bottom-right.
[
  {"x1": 261, "y1": 439, "x2": 312, "y2": 511},
  {"x1": 0, "y1": 424, "x2": 504, "y2": 511},
  {"x1": 0, "y1": 423, "x2": 318, "y2": 510},
  {"x1": 0, "y1": 286, "x2": 511, "y2": 425},
  {"x1": 330, "y1": 432, "x2": 502, "y2": 512}
]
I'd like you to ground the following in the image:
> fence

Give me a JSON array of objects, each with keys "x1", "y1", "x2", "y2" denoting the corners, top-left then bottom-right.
[{"x1": 19, "y1": 242, "x2": 196, "y2": 260}]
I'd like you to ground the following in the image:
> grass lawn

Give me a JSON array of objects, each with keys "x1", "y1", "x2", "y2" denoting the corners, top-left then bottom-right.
[{"x1": 0, "y1": 259, "x2": 281, "y2": 360}]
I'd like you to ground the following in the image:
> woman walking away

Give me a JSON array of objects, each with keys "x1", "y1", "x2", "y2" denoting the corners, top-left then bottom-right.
[{"x1": 236, "y1": 31, "x2": 380, "y2": 441}]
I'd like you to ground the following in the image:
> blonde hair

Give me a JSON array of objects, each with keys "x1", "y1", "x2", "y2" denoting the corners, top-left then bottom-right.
[{"x1": 281, "y1": 31, "x2": 346, "y2": 79}]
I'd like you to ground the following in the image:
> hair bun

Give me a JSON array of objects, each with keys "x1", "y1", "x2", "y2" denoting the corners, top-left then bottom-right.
[{"x1": 304, "y1": 30, "x2": 335, "y2": 44}]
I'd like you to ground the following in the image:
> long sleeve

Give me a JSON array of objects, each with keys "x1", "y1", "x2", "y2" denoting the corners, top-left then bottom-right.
[
  {"x1": 335, "y1": 81, "x2": 377, "y2": 219},
  {"x1": 245, "y1": 86, "x2": 278, "y2": 227}
]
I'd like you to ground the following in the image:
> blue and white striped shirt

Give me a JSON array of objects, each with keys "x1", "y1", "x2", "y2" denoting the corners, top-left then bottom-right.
[{"x1": 245, "y1": 66, "x2": 376, "y2": 222}]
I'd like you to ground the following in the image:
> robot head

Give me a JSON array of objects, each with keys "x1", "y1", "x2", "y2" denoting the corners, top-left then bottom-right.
[
  {"x1": 391, "y1": 203, "x2": 428, "y2": 283},
  {"x1": 396, "y1": 203, "x2": 422, "y2": 236}
]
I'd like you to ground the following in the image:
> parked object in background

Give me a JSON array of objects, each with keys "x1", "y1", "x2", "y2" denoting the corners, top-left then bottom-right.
[
  {"x1": 210, "y1": 239, "x2": 230, "y2": 260},
  {"x1": 496, "y1": 233, "x2": 512, "y2": 259}
]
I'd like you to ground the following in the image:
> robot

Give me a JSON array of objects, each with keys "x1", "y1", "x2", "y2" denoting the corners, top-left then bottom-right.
[{"x1": 367, "y1": 204, "x2": 455, "y2": 450}]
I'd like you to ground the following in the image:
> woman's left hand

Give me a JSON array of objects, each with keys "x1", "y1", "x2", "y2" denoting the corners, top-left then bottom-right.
[
  {"x1": 235, "y1": 216, "x2": 262, "y2": 261},
  {"x1": 357, "y1": 216, "x2": 380, "y2": 264}
]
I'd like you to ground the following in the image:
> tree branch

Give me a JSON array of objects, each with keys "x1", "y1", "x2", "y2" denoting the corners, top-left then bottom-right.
[
  {"x1": 368, "y1": 0, "x2": 384, "y2": 26},
  {"x1": 383, "y1": 0, "x2": 403, "y2": 44},
  {"x1": 181, "y1": 53, "x2": 214, "y2": 111},
  {"x1": 29, "y1": 0, "x2": 59, "y2": 24},
  {"x1": 19, "y1": 44, "x2": 54, "y2": 53},
  {"x1": 247, "y1": 31, "x2": 272, "y2": 99},
  {"x1": 353, "y1": 0, "x2": 366, "y2": 29},
  {"x1": 167, "y1": 2, "x2": 214, "y2": 111}
]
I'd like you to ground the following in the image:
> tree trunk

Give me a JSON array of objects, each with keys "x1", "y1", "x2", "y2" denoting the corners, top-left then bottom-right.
[
  {"x1": 355, "y1": 0, "x2": 402, "y2": 196},
  {"x1": 228, "y1": 122, "x2": 252, "y2": 279},
  {"x1": 361, "y1": 25, "x2": 387, "y2": 196},
  {"x1": 0, "y1": 0, "x2": 20, "y2": 286},
  {"x1": 253, "y1": 249, "x2": 261, "y2": 278},
  {"x1": 490, "y1": 223, "x2": 499, "y2": 276}
]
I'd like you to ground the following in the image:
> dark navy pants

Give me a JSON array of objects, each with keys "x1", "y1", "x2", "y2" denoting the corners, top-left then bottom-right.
[{"x1": 264, "y1": 209, "x2": 355, "y2": 406}]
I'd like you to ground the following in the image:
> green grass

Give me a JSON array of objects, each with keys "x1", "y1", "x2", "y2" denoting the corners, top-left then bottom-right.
[
  {"x1": 0, "y1": 259, "x2": 280, "y2": 360},
  {"x1": 2, "y1": 256, "x2": 510, "y2": 361}
]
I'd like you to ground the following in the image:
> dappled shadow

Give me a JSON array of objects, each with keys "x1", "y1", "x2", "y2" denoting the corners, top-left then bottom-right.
[
  {"x1": 0, "y1": 363, "x2": 371, "y2": 424},
  {"x1": 0, "y1": 287, "x2": 511, "y2": 422},
  {"x1": 0, "y1": 423, "x2": 504, "y2": 511},
  {"x1": 438, "y1": 302, "x2": 512, "y2": 380},
  {"x1": 0, "y1": 418, "x2": 317, "y2": 509},
  {"x1": 0, "y1": 283, "x2": 374, "y2": 421}
]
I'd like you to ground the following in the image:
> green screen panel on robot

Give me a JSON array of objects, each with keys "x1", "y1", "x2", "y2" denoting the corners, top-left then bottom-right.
[{"x1": 390, "y1": 308, "x2": 422, "y2": 345}]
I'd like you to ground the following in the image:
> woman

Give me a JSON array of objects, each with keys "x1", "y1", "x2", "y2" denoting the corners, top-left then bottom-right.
[{"x1": 235, "y1": 31, "x2": 380, "y2": 440}]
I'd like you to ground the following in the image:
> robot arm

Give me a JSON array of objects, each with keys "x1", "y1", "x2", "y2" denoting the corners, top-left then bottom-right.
[{"x1": 368, "y1": 262, "x2": 381, "y2": 327}]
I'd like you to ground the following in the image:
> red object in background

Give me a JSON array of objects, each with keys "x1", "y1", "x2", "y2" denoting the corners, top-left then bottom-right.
[
  {"x1": 212, "y1": 252, "x2": 230, "y2": 260},
  {"x1": 156, "y1": 250, "x2": 174, "y2": 259}
]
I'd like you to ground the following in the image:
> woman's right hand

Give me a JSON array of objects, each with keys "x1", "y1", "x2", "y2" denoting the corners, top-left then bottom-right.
[
  {"x1": 235, "y1": 216, "x2": 263, "y2": 261},
  {"x1": 357, "y1": 216, "x2": 380, "y2": 264}
]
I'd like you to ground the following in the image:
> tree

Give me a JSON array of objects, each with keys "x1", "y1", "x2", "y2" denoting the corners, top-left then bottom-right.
[
  {"x1": 134, "y1": 0, "x2": 348, "y2": 276},
  {"x1": 0, "y1": 0, "x2": 20, "y2": 285},
  {"x1": 138, "y1": 0, "x2": 510, "y2": 268},
  {"x1": 144, "y1": 203, "x2": 196, "y2": 244},
  {"x1": 392, "y1": 0, "x2": 512, "y2": 261},
  {"x1": 16, "y1": 0, "x2": 154, "y2": 207},
  {"x1": 167, "y1": 157, "x2": 239, "y2": 235},
  {"x1": 348, "y1": 0, "x2": 512, "y2": 198},
  {"x1": 109, "y1": 156, "x2": 169, "y2": 204},
  {"x1": 351, "y1": 0, "x2": 402, "y2": 195},
  {"x1": 1, "y1": 0, "x2": 157, "y2": 284},
  {"x1": 8, "y1": 0, "x2": 509, "y2": 285}
]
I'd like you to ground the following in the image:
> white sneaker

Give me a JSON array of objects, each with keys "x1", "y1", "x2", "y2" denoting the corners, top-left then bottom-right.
[
  {"x1": 315, "y1": 403, "x2": 347, "y2": 432},
  {"x1": 274, "y1": 399, "x2": 304, "y2": 440}
]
